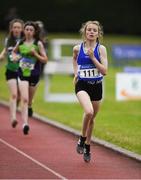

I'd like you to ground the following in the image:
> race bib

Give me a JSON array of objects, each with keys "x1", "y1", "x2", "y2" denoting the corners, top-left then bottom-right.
[
  {"x1": 19, "y1": 57, "x2": 35, "y2": 70},
  {"x1": 78, "y1": 64, "x2": 100, "y2": 80}
]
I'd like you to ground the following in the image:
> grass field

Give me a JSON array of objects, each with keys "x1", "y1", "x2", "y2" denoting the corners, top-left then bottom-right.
[{"x1": 0, "y1": 32, "x2": 141, "y2": 155}]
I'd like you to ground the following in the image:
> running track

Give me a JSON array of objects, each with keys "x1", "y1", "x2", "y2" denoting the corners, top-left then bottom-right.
[{"x1": 0, "y1": 104, "x2": 141, "y2": 179}]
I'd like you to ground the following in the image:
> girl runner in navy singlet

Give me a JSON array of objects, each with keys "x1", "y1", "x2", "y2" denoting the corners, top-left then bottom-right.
[{"x1": 73, "y1": 20, "x2": 108, "y2": 162}]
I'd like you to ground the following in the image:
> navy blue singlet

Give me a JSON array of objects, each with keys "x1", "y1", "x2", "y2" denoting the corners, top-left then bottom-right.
[{"x1": 77, "y1": 43, "x2": 103, "y2": 81}]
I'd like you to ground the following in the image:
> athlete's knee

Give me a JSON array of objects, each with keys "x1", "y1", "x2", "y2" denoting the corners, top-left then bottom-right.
[
  {"x1": 11, "y1": 94, "x2": 17, "y2": 100},
  {"x1": 22, "y1": 98, "x2": 29, "y2": 104},
  {"x1": 85, "y1": 109, "x2": 94, "y2": 118}
]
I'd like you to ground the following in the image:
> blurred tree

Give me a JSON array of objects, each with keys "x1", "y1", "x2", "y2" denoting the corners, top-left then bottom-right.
[{"x1": 0, "y1": 0, "x2": 140, "y2": 35}]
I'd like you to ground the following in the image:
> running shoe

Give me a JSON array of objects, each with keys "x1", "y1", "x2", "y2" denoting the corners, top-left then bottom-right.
[
  {"x1": 23, "y1": 124, "x2": 30, "y2": 135},
  {"x1": 83, "y1": 144, "x2": 91, "y2": 162},
  {"x1": 28, "y1": 107, "x2": 33, "y2": 117},
  {"x1": 11, "y1": 120, "x2": 18, "y2": 128},
  {"x1": 76, "y1": 136, "x2": 86, "y2": 154}
]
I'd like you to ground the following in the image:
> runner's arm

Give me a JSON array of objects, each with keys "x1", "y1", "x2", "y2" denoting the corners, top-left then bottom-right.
[
  {"x1": 0, "y1": 48, "x2": 6, "y2": 60},
  {"x1": 31, "y1": 41, "x2": 48, "y2": 63},
  {"x1": 87, "y1": 45, "x2": 108, "y2": 75},
  {"x1": 73, "y1": 45, "x2": 79, "y2": 77}
]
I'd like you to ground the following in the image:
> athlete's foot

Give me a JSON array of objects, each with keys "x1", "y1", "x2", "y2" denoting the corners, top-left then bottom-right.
[
  {"x1": 83, "y1": 144, "x2": 91, "y2": 162},
  {"x1": 76, "y1": 136, "x2": 86, "y2": 154},
  {"x1": 11, "y1": 120, "x2": 18, "y2": 128},
  {"x1": 23, "y1": 124, "x2": 30, "y2": 135}
]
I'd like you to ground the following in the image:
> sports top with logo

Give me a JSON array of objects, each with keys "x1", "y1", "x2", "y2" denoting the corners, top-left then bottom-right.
[
  {"x1": 5, "y1": 37, "x2": 21, "y2": 72},
  {"x1": 18, "y1": 41, "x2": 39, "y2": 77},
  {"x1": 77, "y1": 42, "x2": 103, "y2": 82}
]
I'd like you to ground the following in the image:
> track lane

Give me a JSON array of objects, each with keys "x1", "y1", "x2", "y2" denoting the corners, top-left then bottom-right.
[{"x1": 0, "y1": 105, "x2": 141, "y2": 179}]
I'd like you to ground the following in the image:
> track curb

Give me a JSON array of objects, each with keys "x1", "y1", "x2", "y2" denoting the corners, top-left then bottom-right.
[{"x1": 1, "y1": 100, "x2": 141, "y2": 162}]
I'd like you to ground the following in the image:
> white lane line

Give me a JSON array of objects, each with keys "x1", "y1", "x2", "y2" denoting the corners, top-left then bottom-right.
[{"x1": 0, "y1": 138, "x2": 68, "y2": 180}]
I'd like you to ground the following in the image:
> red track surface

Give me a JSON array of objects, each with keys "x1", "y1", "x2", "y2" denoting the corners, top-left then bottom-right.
[{"x1": 0, "y1": 105, "x2": 141, "y2": 179}]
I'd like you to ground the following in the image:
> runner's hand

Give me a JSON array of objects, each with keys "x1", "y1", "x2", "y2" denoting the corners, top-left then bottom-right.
[
  {"x1": 73, "y1": 75, "x2": 78, "y2": 85},
  {"x1": 30, "y1": 48, "x2": 37, "y2": 56}
]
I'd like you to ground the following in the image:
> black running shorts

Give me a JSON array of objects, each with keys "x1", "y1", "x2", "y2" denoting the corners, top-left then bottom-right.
[
  {"x1": 75, "y1": 80, "x2": 103, "y2": 101},
  {"x1": 5, "y1": 69, "x2": 18, "y2": 81},
  {"x1": 18, "y1": 74, "x2": 40, "y2": 86}
]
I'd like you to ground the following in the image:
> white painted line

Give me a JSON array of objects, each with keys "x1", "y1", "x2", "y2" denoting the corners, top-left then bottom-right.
[{"x1": 0, "y1": 138, "x2": 68, "y2": 180}]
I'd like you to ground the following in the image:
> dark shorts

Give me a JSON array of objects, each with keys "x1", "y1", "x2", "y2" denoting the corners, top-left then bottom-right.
[
  {"x1": 75, "y1": 80, "x2": 103, "y2": 101},
  {"x1": 5, "y1": 69, "x2": 18, "y2": 81},
  {"x1": 18, "y1": 74, "x2": 40, "y2": 86}
]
